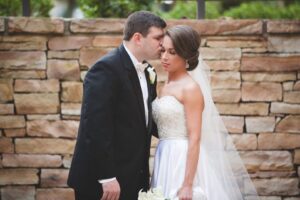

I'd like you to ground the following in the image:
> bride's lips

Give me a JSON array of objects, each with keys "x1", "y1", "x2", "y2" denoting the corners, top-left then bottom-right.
[{"x1": 161, "y1": 62, "x2": 169, "y2": 68}]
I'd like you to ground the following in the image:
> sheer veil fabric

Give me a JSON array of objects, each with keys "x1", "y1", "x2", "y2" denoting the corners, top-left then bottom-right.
[{"x1": 187, "y1": 56, "x2": 260, "y2": 200}]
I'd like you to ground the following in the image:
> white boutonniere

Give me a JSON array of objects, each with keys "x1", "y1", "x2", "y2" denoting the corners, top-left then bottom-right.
[{"x1": 147, "y1": 66, "x2": 156, "y2": 84}]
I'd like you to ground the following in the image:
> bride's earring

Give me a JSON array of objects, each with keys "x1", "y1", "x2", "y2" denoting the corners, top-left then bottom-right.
[{"x1": 185, "y1": 60, "x2": 189, "y2": 69}]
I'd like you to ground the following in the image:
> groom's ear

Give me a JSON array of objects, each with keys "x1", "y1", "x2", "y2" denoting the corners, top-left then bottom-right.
[{"x1": 132, "y1": 32, "x2": 143, "y2": 46}]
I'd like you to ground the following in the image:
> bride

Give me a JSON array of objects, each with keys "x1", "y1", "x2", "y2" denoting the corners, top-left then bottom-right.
[{"x1": 150, "y1": 25, "x2": 260, "y2": 200}]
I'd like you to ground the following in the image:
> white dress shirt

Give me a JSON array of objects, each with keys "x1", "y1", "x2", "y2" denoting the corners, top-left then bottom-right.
[
  {"x1": 123, "y1": 43, "x2": 149, "y2": 125},
  {"x1": 99, "y1": 42, "x2": 149, "y2": 184}
]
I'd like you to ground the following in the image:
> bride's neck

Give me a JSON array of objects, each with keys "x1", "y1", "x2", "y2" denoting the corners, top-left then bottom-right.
[{"x1": 168, "y1": 69, "x2": 188, "y2": 82}]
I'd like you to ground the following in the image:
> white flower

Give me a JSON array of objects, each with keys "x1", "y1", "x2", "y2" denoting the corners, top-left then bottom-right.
[
  {"x1": 138, "y1": 187, "x2": 166, "y2": 200},
  {"x1": 147, "y1": 66, "x2": 156, "y2": 84}
]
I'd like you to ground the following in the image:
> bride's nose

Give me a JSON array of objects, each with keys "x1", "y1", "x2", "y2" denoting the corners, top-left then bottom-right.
[{"x1": 161, "y1": 51, "x2": 168, "y2": 60}]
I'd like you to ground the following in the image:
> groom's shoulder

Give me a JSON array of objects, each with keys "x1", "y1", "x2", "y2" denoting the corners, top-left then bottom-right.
[
  {"x1": 89, "y1": 47, "x2": 121, "y2": 71},
  {"x1": 94, "y1": 47, "x2": 118, "y2": 62},
  {"x1": 100, "y1": 47, "x2": 120, "y2": 64}
]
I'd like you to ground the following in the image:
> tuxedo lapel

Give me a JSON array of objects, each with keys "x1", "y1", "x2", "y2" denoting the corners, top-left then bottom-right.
[
  {"x1": 128, "y1": 70, "x2": 147, "y2": 126},
  {"x1": 119, "y1": 45, "x2": 147, "y2": 127}
]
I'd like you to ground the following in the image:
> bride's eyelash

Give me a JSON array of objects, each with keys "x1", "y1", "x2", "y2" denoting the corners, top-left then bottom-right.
[
  {"x1": 161, "y1": 48, "x2": 176, "y2": 55},
  {"x1": 169, "y1": 50, "x2": 176, "y2": 55}
]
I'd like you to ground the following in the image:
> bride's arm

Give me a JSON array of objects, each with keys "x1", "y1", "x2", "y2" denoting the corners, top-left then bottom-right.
[{"x1": 178, "y1": 83, "x2": 204, "y2": 199}]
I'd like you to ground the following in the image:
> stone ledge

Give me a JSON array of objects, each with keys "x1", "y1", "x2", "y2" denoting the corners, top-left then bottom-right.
[
  {"x1": 2, "y1": 18, "x2": 300, "y2": 35},
  {"x1": 70, "y1": 18, "x2": 125, "y2": 33},
  {"x1": 267, "y1": 20, "x2": 300, "y2": 33},
  {"x1": 168, "y1": 19, "x2": 263, "y2": 35},
  {"x1": 8, "y1": 17, "x2": 64, "y2": 34}
]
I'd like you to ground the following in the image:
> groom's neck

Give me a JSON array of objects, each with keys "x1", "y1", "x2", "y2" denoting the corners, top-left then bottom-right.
[{"x1": 123, "y1": 40, "x2": 143, "y2": 62}]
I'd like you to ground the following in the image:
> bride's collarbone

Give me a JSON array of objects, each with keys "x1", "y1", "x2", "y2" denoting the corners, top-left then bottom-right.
[
  {"x1": 160, "y1": 82, "x2": 185, "y2": 99},
  {"x1": 159, "y1": 89, "x2": 183, "y2": 104}
]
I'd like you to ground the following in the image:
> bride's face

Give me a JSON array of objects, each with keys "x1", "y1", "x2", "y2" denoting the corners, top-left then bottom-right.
[{"x1": 160, "y1": 36, "x2": 186, "y2": 73}]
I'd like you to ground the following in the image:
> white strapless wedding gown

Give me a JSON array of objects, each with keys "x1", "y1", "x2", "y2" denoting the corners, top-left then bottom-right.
[{"x1": 151, "y1": 96, "x2": 206, "y2": 200}]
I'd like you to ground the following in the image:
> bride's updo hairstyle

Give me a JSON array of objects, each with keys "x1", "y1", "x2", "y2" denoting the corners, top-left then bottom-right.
[{"x1": 166, "y1": 25, "x2": 201, "y2": 71}]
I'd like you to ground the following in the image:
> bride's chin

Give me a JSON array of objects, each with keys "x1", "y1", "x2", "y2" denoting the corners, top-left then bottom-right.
[{"x1": 162, "y1": 66, "x2": 169, "y2": 72}]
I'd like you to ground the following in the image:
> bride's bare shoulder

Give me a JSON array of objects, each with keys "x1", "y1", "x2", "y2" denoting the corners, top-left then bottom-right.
[{"x1": 182, "y1": 77, "x2": 203, "y2": 103}]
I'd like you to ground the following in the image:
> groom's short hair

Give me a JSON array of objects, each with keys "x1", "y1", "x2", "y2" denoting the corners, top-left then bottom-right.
[{"x1": 123, "y1": 11, "x2": 166, "y2": 41}]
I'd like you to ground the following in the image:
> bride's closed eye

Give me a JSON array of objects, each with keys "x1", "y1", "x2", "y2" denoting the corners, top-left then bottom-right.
[
  {"x1": 169, "y1": 49, "x2": 176, "y2": 55},
  {"x1": 161, "y1": 48, "x2": 176, "y2": 55}
]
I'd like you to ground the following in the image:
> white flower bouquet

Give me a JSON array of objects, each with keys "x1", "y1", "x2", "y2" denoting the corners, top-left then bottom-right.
[
  {"x1": 138, "y1": 187, "x2": 207, "y2": 200},
  {"x1": 138, "y1": 188, "x2": 178, "y2": 200}
]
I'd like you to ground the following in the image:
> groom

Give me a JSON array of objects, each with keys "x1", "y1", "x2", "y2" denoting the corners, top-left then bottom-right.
[{"x1": 67, "y1": 11, "x2": 166, "y2": 200}]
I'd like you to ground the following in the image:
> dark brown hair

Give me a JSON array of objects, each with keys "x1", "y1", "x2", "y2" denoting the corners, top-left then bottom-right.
[
  {"x1": 166, "y1": 25, "x2": 201, "y2": 71},
  {"x1": 123, "y1": 11, "x2": 166, "y2": 41}
]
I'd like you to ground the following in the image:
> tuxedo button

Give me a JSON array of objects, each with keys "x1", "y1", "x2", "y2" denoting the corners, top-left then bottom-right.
[{"x1": 139, "y1": 170, "x2": 144, "y2": 174}]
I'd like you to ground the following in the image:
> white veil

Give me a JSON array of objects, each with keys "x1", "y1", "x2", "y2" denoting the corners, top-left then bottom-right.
[{"x1": 188, "y1": 56, "x2": 260, "y2": 200}]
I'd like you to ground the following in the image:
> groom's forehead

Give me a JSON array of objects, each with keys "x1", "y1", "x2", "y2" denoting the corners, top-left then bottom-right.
[{"x1": 147, "y1": 27, "x2": 165, "y2": 37}]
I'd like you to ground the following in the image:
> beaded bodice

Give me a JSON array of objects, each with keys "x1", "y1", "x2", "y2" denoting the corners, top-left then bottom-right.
[{"x1": 152, "y1": 96, "x2": 188, "y2": 139}]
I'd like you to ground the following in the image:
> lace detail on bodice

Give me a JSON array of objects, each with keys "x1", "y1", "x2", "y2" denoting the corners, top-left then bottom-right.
[{"x1": 152, "y1": 96, "x2": 188, "y2": 139}]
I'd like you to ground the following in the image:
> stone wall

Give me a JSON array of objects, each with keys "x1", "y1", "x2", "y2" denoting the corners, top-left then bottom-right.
[{"x1": 0, "y1": 17, "x2": 299, "y2": 200}]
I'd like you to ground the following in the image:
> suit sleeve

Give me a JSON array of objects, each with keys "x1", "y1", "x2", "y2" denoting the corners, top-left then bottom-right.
[{"x1": 83, "y1": 62, "x2": 118, "y2": 180}]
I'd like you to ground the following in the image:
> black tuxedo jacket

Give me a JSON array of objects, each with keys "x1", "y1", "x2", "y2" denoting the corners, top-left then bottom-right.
[{"x1": 68, "y1": 44, "x2": 157, "y2": 199}]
